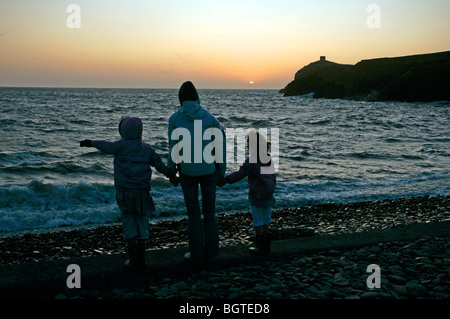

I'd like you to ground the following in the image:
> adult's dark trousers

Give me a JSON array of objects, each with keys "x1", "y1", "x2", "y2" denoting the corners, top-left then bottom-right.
[{"x1": 180, "y1": 172, "x2": 219, "y2": 264}]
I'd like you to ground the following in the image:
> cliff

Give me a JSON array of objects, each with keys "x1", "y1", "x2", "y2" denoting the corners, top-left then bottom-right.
[{"x1": 281, "y1": 51, "x2": 450, "y2": 102}]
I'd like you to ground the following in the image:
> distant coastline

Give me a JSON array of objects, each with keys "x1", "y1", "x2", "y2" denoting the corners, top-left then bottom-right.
[{"x1": 281, "y1": 51, "x2": 450, "y2": 102}]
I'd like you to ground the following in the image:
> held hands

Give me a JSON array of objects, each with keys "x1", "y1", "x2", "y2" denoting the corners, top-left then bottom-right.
[
  {"x1": 80, "y1": 139, "x2": 92, "y2": 147},
  {"x1": 217, "y1": 175, "x2": 227, "y2": 187},
  {"x1": 169, "y1": 174, "x2": 180, "y2": 187}
]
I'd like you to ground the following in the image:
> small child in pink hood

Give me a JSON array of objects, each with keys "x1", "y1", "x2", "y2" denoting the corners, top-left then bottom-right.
[{"x1": 80, "y1": 116, "x2": 176, "y2": 270}]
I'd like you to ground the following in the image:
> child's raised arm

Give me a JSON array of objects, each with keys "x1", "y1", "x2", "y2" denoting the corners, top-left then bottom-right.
[{"x1": 80, "y1": 139, "x2": 122, "y2": 155}]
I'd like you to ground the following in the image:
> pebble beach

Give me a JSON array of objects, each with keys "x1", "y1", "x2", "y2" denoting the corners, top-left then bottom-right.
[
  {"x1": 1, "y1": 195, "x2": 449, "y2": 300},
  {"x1": 62, "y1": 236, "x2": 447, "y2": 300}
]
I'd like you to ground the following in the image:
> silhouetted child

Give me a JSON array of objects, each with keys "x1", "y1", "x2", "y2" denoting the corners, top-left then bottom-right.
[
  {"x1": 219, "y1": 130, "x2": 276, "y2": 254},
  {"x1": 80, "y1": 116, "x2": 176, "y2": 270}
]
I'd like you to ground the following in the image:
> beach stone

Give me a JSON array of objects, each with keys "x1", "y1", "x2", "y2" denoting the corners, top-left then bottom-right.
[
  {"x1": 196, "y1": 280, "x2": 211, "y2": 291},
  {"x1": 415, "y1": 238, "x2": 429, "y2": 245},
  {"x1": 402, "y1": 243, "x2": 418, "y2": 250},
  {"x1": 327, "y1": 250, "x2": 341, "y2": 256},
  {"x1": 351, "y1": 281, "x2": 366, "y2": 290},
  {"x1": 112, "y1": 288, "x2": 123, "y2": 295},
  {"x1": 389, "y1": 275, "x2": 407, "y2": 284},
  {"x1": 198, "y1": 292, "x2": 212, "y2": 298},
  {"x1": 228, "y1": 292, "x2": 240, "y2": 299},
  {"x1": 370, "y1": 246, "x2": 383, "y2": 253},
  {"x1": 360, "y1": 291, "x2": 379, "y2": 299},
  {"x1": 267, "y1": 291, "x2": 283, "y2": 299},
  {"x1": 392, "y1": 285, "x2": 408, "y2": 296},
  {"x1": 297, "y1": 258, "x2": 306, "y2": 266},
  {"x1": 332, "y1": 276, "x2": 349, "y2": 287},
  {"x1": 174, "y1": 281, "x2": 190, "y2": 291},
  {"x1": 123, "y1": 292, "x2": 135, "y2": 299},
  {"x1": 155, "y1": 287, "x2": 170, "y2": 297},
  {"x1": 389, "y1": 265, "x2": 403, "y2": 274},
  {"x1": 405, "y1": 267, "x2": 420, "y2": 276},
  {"x1": 215, "y1": 282, "x2": 231, "y2": 289},
  {"x1": 308, "y1": 286, "x2": 319, "y2": 294},
  {"x1": 328, "y1": 290, "x2": 346, "y2": 298},
  {"x1": 243, "y1": 289, "x2": 258, "y2": 298},
  {"x1": 433, "y1": 286, "x2": 448, "y2": 293},
  {"x1": 345, "y1": 295, "x2": 361, "y2": 299},
  {"x1": 378, "y1": 292, "x2": 393, "y2": 299},
  {"x1": 305, "y1": 268, "x2": 314, "y2": 276},
  {"x1": 255, "y1": 285, "x2": 271, "y2": 293}
]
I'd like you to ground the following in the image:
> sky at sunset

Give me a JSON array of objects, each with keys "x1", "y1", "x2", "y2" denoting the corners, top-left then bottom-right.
[{"x1": 0, "y1": 0, "x2": 449, "y2": 89}]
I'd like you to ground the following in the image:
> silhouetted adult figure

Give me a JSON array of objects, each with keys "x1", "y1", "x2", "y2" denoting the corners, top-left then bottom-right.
[{"x1": 168, "y1": 81, "x2": 226, "y2": 266}]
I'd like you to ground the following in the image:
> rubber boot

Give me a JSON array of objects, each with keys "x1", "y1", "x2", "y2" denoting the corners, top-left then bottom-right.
[
  {"x1": 249, "y1": 226, "x2": 264, "y2": 255},
  {"x1": 124, "y1": 238, "x2": 138, "y2": 270},
  {"x1": 137, "y1": 239, "x2": 148, "y2": 270},
  {"x1": 262, "y1": 225, "x2": 271, "y2": 254}
]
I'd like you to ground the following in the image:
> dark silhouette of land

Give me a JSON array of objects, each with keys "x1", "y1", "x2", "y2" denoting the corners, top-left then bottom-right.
[{"x1": 281, "y1": 51, "x2": 450, "y2": 102}]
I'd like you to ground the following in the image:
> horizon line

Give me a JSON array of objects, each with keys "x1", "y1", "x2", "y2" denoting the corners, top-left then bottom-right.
[{"x1": 0, "y1": 85, "x2": 281, "y2": 91}]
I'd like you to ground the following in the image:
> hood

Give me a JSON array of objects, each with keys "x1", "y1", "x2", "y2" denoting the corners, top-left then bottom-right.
[
  {"x1": 180, "y1": 100, "x2": 206, "y2": 121},
  {"x1": 119, "y1": 117, "x2": 143, "y2": 140},
  {"x1": 178, "y1": 81, "x2": 200, "y2": 105}
]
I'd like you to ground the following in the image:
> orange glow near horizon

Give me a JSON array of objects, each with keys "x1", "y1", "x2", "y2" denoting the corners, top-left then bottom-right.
[{"x1": 0, "y1": 0, "x2": 449, "y2": 89}]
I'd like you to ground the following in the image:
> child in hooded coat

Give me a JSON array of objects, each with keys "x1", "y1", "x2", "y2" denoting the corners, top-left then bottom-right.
[
  {"x1": 80, "y1": 116, "x2": 176, "y2": 270},
  {"x1": 219, "y1": 130, "x2": 276, "y2": 255}
]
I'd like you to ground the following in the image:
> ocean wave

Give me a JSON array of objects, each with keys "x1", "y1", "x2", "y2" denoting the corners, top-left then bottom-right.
[
  {"x1": 0, "y1": 119, "x2": 17, "y2": 126},
  {"x1": 0, "y1": 180, "x2": 115, "y2": 210},
  {"x1": 0, "y1": 180, "x2": 119, "y2": 232},
  {"x1": 0, "y1": 161, "x2": 110, "y2": 177},
  {"x1": 1, "y1": 171, "x2": 448, "y2": 233},
  {"x1": 344, "y1": 151, "x2": 393, "y2": 160},
  {"x1": 306, "y1": 118, "x2": 332, "y2": 126},
  {"x1": 0, "y1": 178, "x2": 187, "y2": 232}
]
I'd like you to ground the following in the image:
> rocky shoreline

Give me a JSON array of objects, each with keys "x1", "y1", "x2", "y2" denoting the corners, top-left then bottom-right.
[
  {"x1": 281, "y1": 51, "x2": 450, "y2": 102},
  {"x1": 1, "y1": 195, "x2": 449, "y2": 299},
  {"x1": 1, "y1": 195, "x2": 448, "y2": 266},
  {"x1": 57, "y1": 235, "x2": 449, "y2": 300}
]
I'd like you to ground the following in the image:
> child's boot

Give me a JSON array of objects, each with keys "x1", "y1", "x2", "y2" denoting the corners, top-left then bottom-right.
[
  {"x1": 262, "y1": 225, "x2": 271, "y2": 254},
  {"x1": 249, "y1": 226, "x2": 264, "y2": 255},
  {"x1": 137, "y1": 239, "x2": 148, "y2": 270},
  {"x1": 124, "y1": 238, "x2": 138, "y2": 270}
]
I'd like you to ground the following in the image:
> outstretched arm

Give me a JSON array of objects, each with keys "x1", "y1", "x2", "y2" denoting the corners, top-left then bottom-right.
[
  {"x1": 92, "y1": 140, "x2": 122, "y2": 155},
  {"x1": 80, "y1": 139, "x2": 122, "y2": 155}
]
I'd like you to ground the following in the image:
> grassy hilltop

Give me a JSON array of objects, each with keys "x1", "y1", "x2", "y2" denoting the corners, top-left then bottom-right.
[{"x1": 281, "y1": 51, "x2": 450, "y2": 102}]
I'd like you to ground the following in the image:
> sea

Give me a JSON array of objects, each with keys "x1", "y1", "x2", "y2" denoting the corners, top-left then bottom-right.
[{"x1": 0, "y1": 87, "x2": 449, "y2": 234}]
